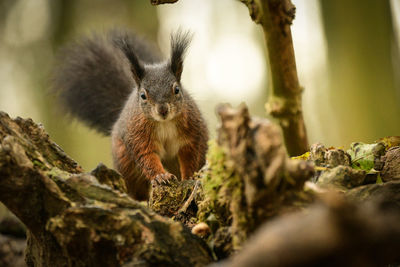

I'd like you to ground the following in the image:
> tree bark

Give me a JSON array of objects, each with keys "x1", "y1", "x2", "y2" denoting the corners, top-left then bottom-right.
[
  {"x1": 216, "y1": 192, "x2": 400, "y2": 267},
  {"x1": 0, "y1": 112, "x2": 212, "y2": 267}
]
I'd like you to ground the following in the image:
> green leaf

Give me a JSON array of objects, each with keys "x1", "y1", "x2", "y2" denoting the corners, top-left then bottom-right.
[{"x1": 347, "y1": 142, "x2": 385, "y2": 171}]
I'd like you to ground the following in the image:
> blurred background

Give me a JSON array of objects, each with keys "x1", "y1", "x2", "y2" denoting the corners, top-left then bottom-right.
[{"x1": 0, "y1": 0, "x2": 399, "y2": 170}]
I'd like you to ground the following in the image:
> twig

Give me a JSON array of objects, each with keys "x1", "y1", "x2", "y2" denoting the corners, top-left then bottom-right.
[
  {"x1": 240, "y1": 0, "x2": 309, "y2": 156},
  {"x1": 178, "y1": 179, "x2": 201, "y2": 213},
  {"x1": 150, "y1": 0, "x2": 179, "y2": 5}
]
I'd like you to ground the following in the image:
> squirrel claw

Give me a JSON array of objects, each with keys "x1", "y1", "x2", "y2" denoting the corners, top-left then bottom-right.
[{"x1": 152, "y1": 173, "x2": 177, "y2": 186}]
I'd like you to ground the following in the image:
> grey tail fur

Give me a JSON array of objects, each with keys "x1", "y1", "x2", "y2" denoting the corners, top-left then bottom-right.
[{"x1": 52, "y1": 30, "x2": 161, "y2": 135}]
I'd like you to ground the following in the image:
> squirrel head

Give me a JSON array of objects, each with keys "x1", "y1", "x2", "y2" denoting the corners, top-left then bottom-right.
[
  {"x1": 137, "y1": 65, "x2": 184, "y2": 122},
  {"x1": 129, "y1": 31, "x2": 192, "y2": 122}
]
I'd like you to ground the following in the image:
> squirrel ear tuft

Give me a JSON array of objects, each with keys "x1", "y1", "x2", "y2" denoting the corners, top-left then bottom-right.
[
  {"x1": 170, "y1": 30, "x2": 192, "y2": 81},
  {"x1": 110, "y1": 30, "x2": 145, "y2": 86},
  {"x1": 126, "y1": 53, "x2": 145, "y2": 86}
]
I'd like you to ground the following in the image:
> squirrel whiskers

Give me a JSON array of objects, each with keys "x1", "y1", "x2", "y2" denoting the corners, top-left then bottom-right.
[{"x1": 53, "y1": 29, "x2": 208, "y2": 200}]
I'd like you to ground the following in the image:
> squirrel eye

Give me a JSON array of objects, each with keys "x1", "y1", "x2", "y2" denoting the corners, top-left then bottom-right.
[
  {"x1": 140, "y1": 92, "x2": 147, "y2": 100},
  {"x1": 174, "y1": 85, "x2": 180, "y2": 95}
]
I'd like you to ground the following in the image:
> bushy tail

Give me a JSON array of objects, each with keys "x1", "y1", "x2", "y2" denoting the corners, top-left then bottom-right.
[{"x1": 52, "y1": 30, "x2": 160, "y2": 134}]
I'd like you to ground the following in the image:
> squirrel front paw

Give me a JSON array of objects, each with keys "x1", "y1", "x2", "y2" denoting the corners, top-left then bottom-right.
[{"x1": 151, "y1": 172, "x2": 177, "y2": 186}]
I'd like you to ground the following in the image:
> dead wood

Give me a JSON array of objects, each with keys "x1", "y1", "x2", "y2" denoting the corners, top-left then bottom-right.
[
  {"x1": 0, "y1": 112, "x2": 212, "y2": 267},
  {"x1": 378, "y1": 146, "x2": 400, "y2": 182},
  {"x1": 216, "y1": 193, "x2": 400, "y2": 267}
]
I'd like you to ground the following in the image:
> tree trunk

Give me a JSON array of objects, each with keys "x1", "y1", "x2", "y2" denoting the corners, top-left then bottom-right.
[{"x1": 319, "y1": 0, "x2": 400, "y2": 145}]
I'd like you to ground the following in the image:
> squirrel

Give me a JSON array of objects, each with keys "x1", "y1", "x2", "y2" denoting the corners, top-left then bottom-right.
[{"x1": 53, "y1": 29, "x2": 208, "y2": 200}]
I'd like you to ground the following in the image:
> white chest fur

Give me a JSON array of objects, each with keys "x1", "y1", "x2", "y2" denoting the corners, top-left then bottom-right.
[{"x1": 155, "y1": 121, "x2": 183, "y2": 159}]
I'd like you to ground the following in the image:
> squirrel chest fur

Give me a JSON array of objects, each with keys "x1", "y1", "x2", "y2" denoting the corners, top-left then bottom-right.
[
  {"x1": 54, "y1": 29, "x2": 208, "y2": 200},
  {"x1": 155, "y1": 121, "x2": 182, "y2": 159}
]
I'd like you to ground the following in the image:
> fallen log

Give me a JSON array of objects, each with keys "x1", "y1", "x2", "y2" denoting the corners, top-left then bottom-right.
[{"x1": 0, "y1": 112, "x2": 212, "y2": 266}]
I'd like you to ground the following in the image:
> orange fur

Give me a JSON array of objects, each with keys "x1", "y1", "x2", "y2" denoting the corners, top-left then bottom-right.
[
  {"x1": 176, "y1": 104, "x2": 208, "y2": 179},
  {"x1": 113, "y1": 101, "x2": 208, "y2": 200}
]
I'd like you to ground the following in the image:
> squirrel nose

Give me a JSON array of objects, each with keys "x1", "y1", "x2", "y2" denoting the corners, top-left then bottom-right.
[{"x1": 157, "y1": 104, "x2": 169, "y2": 117}]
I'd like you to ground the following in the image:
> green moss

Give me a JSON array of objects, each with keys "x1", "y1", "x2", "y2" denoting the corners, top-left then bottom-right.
[
  {"x1": 46, "y1": 167, "x2": 72, "y2": 180},
  {"x1": 32, "y1": 159, "x2": 46, "y2": 170},
  {"x1": 198, "y1": 140, "x2": 243, "y2": 229},
  {"x1": 149, "y1": 179, "x2": 196, "y2": 218},
  {"x1": 202, "y1": 141, "x2": 227, "y2": 196},
  {"x1": 45, "y1": 168, "x2": 139, "y2": 208},
  {"x1": 198, "y1": 141, "x2": 228, "y2": 222},
  {"x1": 376, "y1": 173, "x2": 383, "y2": 184}
]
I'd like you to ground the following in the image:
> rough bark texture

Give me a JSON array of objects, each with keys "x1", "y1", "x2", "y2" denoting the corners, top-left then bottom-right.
[
  {"x1": 379, "y1": 146, "x2": 400, "y2": 182},
  {"x1": 216, "y1": 193, "x2": 400, "y2": 267},
  {"x1": 240, "y1": 0, "x2": 309, "y2": 156},
  {"x1": 207, "y1": 103, "x2": 314, "y2": 249},
  {"x1": 0, "y1": 112, "x2": 212, "y2": 267}
]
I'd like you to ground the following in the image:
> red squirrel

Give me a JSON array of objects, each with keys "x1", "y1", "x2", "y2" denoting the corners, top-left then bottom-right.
[{"x1": 53, "y1": 29, "x2": 208, "y2": 200}]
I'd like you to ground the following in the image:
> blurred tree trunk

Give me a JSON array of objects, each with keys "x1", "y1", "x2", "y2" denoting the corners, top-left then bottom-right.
[{"x1": 319, "y1": 0, "x2": 400, "y2": 145}]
